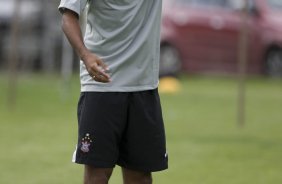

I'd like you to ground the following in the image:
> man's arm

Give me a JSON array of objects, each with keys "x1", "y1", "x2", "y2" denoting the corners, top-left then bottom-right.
[{"x1": 61, "y1": 9, "x2": 110, "y2": 83}]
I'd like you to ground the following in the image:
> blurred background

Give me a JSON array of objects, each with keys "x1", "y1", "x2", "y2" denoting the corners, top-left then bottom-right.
[
  {"x1": 0, "y1": 0, "x2": 282, "y2": 183},
  {"x1": 0, "y1": 0, "x2": 70, "y2": 73},
  {"x1": 160, "y1": 0, "x2": 282, "y2": 77}
]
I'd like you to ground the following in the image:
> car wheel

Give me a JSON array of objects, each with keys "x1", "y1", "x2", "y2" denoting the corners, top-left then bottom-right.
[
  {"x1": 265, "y1": 49, "x2": 282, "y2": 77},
  {"x1": 159, "y1": 45, "x2": 181, "y2": 77}
]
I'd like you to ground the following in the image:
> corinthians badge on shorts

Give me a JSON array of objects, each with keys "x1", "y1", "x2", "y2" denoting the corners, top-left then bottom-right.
[{"x1": 80, "y1": 133, "x2": 93, "y2": 153}]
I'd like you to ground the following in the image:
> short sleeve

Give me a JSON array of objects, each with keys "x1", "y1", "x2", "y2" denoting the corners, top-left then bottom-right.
[{"x1": 58, "y1": 0, "x2": 88, "y2": 16}]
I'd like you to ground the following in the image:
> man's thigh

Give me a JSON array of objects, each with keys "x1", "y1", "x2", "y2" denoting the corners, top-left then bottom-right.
[
  {"x1": 73, "y1": 92, "x2": 128, "y2": 168},
  {"x1": 117, "y1": 89, "x2": 168, "y2": 172}
]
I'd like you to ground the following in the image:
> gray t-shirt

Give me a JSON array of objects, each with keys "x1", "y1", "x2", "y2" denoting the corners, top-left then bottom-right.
[{"x1": 59, "y1": 0, "x2": 162, "y2": 92}]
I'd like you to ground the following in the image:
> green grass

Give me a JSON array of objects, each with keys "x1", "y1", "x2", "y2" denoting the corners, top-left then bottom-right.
[{"x1": 0, "y1": 74, "x2": 282, "y2": 184}]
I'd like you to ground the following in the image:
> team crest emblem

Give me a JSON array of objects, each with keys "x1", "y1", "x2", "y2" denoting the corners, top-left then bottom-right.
[{"x1": 80, "y1": 133, "x2": 93, "y2": 153}]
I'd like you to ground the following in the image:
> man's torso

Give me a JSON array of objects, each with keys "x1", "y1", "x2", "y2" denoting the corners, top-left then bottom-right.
[{"x1": 60, "y1": 0, "x2": 162, "y2": 92}]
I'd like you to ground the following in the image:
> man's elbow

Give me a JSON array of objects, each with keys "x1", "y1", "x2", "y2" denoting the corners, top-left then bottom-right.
[
  {"x1": 61, "y1": 10, "x2": 79, "y2": 29},
  {"x1": 61, "y1": 15, "x2": 68, "y2": 32}
]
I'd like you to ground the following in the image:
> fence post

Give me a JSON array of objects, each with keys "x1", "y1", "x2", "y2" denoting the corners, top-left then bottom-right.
[
  {"x1": 237, "y1": 0, "x2": 249, "y2": 127},
  {"x1": 7, "y1": 0, "x2": 21, "y2": 109}
]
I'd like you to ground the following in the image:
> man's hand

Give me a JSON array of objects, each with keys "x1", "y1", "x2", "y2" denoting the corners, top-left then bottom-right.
[
  {"x1": 61, "y1": 9, "x2": 111, "y2": 83},
  {"x1": 82, "y1": 51, "x2": 111, "y2": 83}
]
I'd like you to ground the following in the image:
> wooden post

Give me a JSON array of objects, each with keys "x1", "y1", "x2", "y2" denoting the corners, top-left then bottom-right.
[
  {"x1": 237, "y1": 0, "x2": 249, "y2": 127},
  {"x1": 7, "y1": 0, "x2": 21, "y2": 109}
]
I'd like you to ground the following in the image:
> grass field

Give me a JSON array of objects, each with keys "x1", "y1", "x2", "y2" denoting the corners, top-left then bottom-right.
[{"x1": 0, "y1": 74, "x2": 282, "y2": 184}]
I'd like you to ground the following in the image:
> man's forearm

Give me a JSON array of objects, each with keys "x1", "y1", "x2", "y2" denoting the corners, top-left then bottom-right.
[
  {"x1": 61, "y1": 9, "x2": 110, "y2": 83},
  {"x1": 61, "y1": 10, "x2": 90, "y2": 61}
]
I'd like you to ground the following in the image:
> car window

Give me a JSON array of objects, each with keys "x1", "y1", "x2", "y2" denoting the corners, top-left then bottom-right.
[
  {"x1": 225, "y1": 0, "x2": 259, "y2": 15},
  {"x1": 267, "y1": 0, "x2": 282, "y2": 11},
  {"x1": 175, "y1": 0, "x2": 227, "y2": 9},
  {"x1": 227, "y1": 0, "x2": 255, "y2": 10},
  {"x1": 175, "y1": 0, "x2": 257, "y2": 12},
  {"x1": 226, "y1": 0, "x2": 245, "y2": 10}
]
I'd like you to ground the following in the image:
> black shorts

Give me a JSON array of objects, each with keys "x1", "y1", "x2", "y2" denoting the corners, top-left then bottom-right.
[{"x1": 72, "y1": 88, "x2": 168, "y2": 172}]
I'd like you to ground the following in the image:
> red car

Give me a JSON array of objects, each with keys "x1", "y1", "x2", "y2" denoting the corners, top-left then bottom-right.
[{"x1": 160, "y1": 0, "x2": 282, "y2": 76}]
